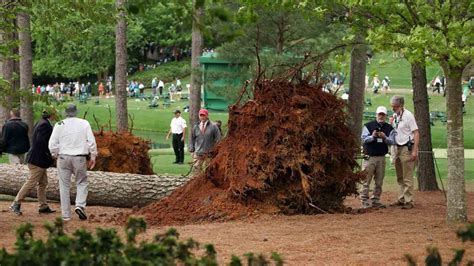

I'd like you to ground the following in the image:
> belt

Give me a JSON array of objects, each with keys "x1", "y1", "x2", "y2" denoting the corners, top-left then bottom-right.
[
  {"x1": 173, "y1": 133, "x2": 183, "y2": 135},
  {"x1": 396, "y1": 143, "x2": 408, "y2": 147}
]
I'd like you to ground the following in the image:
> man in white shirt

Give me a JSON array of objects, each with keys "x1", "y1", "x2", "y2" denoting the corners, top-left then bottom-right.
[
  {"x1": 49, "y1": 104, "x2": 97, "y2": 221},
  {"x1": 389, "y1": 95, "x2": 419, "y2": 209},
  {"x1": 158, "y1": 80, "x2": 165, "y2": 96},
  {"x1": 166, "y1": 110, "x2": 187, "y2": 164}
]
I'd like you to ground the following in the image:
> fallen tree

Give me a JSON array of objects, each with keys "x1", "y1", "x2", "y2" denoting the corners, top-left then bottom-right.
[
  {"x1": 0, "y1": 164, "x2": 188, "y2": 207},
  {"x1": 137, "y1": 77, "x2": 365, "y2": 225}
]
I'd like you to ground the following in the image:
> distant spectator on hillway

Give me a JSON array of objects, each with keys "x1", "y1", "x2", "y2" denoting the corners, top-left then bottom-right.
[{"x1": 158, "y1": 80, "x2": 165, "y2": 96}]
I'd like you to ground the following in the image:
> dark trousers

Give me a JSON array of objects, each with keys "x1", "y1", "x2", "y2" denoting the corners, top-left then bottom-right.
[{"x1": 172, "y1": 133, "x2": 184, "y2": 163}]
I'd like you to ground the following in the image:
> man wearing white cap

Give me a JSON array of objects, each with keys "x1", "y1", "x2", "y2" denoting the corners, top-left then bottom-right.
[
  {"x1": 49, "y1": 104, "x2": 97, "y2": 221},
  {"x1": 360, "y1": 106, "x2": 395, "y2": 208}
]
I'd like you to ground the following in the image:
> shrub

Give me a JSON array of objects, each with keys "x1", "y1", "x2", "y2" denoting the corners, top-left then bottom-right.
[{"x1": 0, "y1": 217, "x2": 283, "y2": 266}]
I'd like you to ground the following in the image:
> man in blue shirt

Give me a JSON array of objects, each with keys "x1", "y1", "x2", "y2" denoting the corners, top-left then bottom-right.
[{"x1": 360, "y1": 106, "x2": 395, "y2": 208}]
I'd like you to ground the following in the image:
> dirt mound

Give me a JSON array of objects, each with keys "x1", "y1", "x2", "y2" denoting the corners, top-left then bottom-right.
[
  {"x1": 94, "y1": 131, "x2": 153, "y2": 175},
  {"x1": 138, "y1": 79, "x2": 364, "y2": 225}
]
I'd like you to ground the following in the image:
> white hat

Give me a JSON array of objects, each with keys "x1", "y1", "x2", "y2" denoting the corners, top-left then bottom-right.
[{"x1": 376, "y1": 106, "x2": 387, "y2": 114}]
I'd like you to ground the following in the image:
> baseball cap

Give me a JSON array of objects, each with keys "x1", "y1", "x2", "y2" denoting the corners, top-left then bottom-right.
[
  {"x1": 65, "y1": 104, "x2": 78, "y2": 117},
  {"x1": 198, "y1": 109, "x2": 209, "y2": 116},
  {"x1": 376, "y1": 106, "x2": 387, "y2": 114}
]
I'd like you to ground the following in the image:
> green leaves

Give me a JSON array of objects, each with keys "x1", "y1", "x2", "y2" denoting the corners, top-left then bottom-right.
[{"x1": 1, "y1": 217, "x2": 282, "y2": 265}]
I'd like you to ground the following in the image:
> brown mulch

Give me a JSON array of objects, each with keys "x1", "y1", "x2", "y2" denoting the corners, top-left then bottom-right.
[
  {"x1": 93, "y1": 131, "x2": 153, "y2": 175},
  {"x1": 1, "y1": 191, "x2": 473, "y2": 265},
  {"x1": 136, "y1": 80, "x2": 365, "y2": 225}
]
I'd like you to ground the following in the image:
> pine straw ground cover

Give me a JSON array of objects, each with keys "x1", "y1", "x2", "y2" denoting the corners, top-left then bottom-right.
[{"x1": 136, "y1": 79, "x2": 365, "y2": 225}]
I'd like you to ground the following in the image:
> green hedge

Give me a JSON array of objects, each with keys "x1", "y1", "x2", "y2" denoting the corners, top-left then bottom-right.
[{"x1": 0, "y1": 217, "x2": 283, "y2": 266}]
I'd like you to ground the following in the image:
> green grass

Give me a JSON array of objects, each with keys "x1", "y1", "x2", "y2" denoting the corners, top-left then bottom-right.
[
  {"x1": 366, "y1": 158, "x2": 474, "y2": 192},
  {"x1": 361, "y1": 92, "x2": 474, "y2": 149},
  {"x1": 70, "y1": 90, "x2": 474, "y2": 149},
  {"x1": 128, "y1": 59, "x2": 191, "y2": 85},
  {"x1": 70, "y1": 97, "x2": 229, "y2": 146},
  {"x1": 365, "y1": 52, "x2": 442, "y2": 89}
]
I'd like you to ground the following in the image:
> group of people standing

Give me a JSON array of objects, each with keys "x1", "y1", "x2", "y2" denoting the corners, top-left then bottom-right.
[
  {"x1": 166, "y1": 108, "x2": 221, "y2": 171},
  {"x1": 368, "y1": 74, "x2": 391, "y2": 94},
  {"x1": 360, "y1": 95, "x2": 419, "y2": 209},
  {"x1": 1, "y1": 104, "x2": 97, "y2": 221}
]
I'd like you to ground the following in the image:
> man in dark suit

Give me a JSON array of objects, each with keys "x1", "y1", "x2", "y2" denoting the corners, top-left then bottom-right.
[
  {"x1": 0, "y1": 108, "x2": 30, "y2": 163},
  {"x1": 10, "y1": 110, "x2": 57, "y2": 215}
]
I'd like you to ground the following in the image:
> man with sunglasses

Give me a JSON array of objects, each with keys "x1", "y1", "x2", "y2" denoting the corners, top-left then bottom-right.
[
  {"x1": 360, "y1": 106, "x2": 395, "y2": 209},
  {"x1": 389, "y1": 95, "x2": 419, "y2": 209}
]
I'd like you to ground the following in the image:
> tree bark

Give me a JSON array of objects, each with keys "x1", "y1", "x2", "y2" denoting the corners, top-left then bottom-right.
[
  {"x1": 411, "y1": 61, "x2": 438, "y2": 191},
  {"x1": 17, "y1": 11, "x2": 34, "y2": 140},
  {"x1": 0, "y1": 30, "x2": 7, "y2": 127},
  {"x1": 1, "y1": 31, "x2": 14, "y2": 123},
  {"x1": 114, "y1": 0, "x2": 128, "y2": 133},
  {"x1": 0, "y1": 164, "x2": 189, "y2": 208},
  {"x1": 189, "y1": 0, "x2": 204, "y2": 141},
  {"x1": 347, "y1": 32, "x2": 366, "y2": 147},
  {"x1": 444, "y1": 66, "x2": 467, "y2": 223}
]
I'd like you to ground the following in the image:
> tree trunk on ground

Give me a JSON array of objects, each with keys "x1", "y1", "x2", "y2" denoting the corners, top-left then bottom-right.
[
  {"x1": 114, "y1": 0, "x2": 128, "y2": 133},
  {"x1": 411, "y1": 61, "x2": 438, "y2": 191},
  {"x1": 347, "y1": 32, "x2": 366, "y2": 147},
  {"x1": 0, "y1": 164, "x2": 189, "y2": 207},
  {"x1": 17, "y1": 11, "x2": 34, "y2": 140},
  {"x1": 189, "y1": 0, "x2": 204, "y2": 140},
  {"x1": 444, "y1": 66, "x2": 467, "y2": 223}
]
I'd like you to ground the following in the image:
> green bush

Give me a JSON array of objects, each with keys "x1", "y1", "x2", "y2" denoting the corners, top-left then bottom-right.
[
  {"x1": 0, "y1": 217, "x2": 283, "y2": 266},
  {"x1": 129, "y1": 60, "x2": 191, "y2": 87},
  {"x1": 405, "y1": 223, "x2": 474, "y2": 265}
]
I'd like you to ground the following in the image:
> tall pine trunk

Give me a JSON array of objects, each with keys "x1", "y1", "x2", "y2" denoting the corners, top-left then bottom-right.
[
  {"x1": 444, "y1": 66, "x2": 467, "y2": 223},
  {"x1": 17, "y1": 11, "x2": 34, "y2": 140},
  {"x1": 411, "y1": 61, "x2": 438, "y2": 190},
  {"x1": 0, "y1": 30, "x2": 7, "y2": 127},
  {"x1": 189, "y1": 0, "x2": 204, "y2": 136},
  {"x1": 1, "y1": 31, "x2": 14, "y2": 124},
  {"x1": 114, "y1": 0, "x2": 128, "y2": 133},
  {"x1": 347, "y1": 32, "x2": 366, "y2": 147}
]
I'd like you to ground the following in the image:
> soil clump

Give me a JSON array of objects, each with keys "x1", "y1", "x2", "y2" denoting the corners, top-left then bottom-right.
[
  {"x1": 94, "y1": 131, "x2": 153, "y2": 175},
  {"x1": 137, "y1": 79, "x2": 364, "y2": 225}
]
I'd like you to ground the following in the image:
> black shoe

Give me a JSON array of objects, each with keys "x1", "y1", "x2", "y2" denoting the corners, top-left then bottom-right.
[
  {"x1": 372, "y1": 202, "x2": 386, "y2": 209},
  {"x1": 75, "y1": 206, "x2": 87, "y2": 220},
  {"x1": 172, "y1": 161, "x2": 179, "y2": 164},
  {"x1": 389, "y1": 200, "x2": 405, "y2": 207},
  {"x1": 178, "y1": 161, "x2": 184, "y2": 164},
  {"x1": 10, "y1": 202, "x2": 22, "y2": 215},
  {"x1": 39, "y1": 206, "x2": 56, "y2": 214},
  {"x1": 401, "y1": 202, "x2": 414, "y2": 209}
]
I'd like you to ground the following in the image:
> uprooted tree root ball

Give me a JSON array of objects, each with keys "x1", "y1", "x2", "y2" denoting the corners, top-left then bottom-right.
[
  {"x1": 94, "y1": 131, "x2": 154, "y2": 175},
  {"x1": 137, "y1": 80, "x2": 364, "y2": 225}
]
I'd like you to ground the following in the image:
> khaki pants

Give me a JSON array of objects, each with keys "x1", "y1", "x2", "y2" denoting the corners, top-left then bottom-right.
[
  {"x1": 360, "y1": 156, "x2": 386, "y2": 203},
  {"x1": 8, "y1": 153, "x2": 25, "y2": 164},
  {"x1": 15, "y1": 164, "x2": 48, "y2": 208},
  {"x1": 394, "y1": 146, "x2": 415, "y2": 203},
  {"x1": 57, "y1": 155, "x2": 88, "y2": 220},
  {"x1": 191, "y1": 153, "x2": 208, "y2": 175}
]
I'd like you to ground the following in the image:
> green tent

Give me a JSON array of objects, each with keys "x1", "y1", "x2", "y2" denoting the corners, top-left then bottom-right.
[{"x1": 199, "y1": 53, "x2": 247, "y2": 111}]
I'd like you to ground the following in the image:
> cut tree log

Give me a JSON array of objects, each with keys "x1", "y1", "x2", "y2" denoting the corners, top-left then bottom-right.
[{"x1": 0, "y1": 164, "x2": 189, "y2": 208}]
